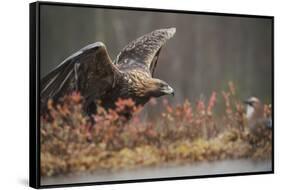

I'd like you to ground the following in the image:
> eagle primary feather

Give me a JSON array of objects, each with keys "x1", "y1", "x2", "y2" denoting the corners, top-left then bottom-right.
[{"x1": 41, "y1": 28, "x2": 176, "y2": 115}]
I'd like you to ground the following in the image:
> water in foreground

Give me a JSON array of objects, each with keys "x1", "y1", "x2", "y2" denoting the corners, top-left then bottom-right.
[{"x1": 41, "y1": 159, "x2": 272, "y2": 186}]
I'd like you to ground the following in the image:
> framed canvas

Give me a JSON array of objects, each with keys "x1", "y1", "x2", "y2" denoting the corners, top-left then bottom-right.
[{"x1": 29, "y1": 1, "x2": 274, "y2": 188}]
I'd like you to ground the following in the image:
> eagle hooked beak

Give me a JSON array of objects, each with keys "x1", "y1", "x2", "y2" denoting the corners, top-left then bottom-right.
[
  {"x1": 170, "y1": 87, "x2": 175, "y2": 96},
  {"x1": 163, "y1": 85, "x2": 175, "y2": 96}
]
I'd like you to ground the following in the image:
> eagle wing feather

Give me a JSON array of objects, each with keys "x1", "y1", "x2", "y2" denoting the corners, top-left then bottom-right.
[
  {"x1": 40, "y1": 42, "x2": 119, "y2": 111},
  {"x1": 114, "y1": 27, "x2": 176, "y2": 76}
]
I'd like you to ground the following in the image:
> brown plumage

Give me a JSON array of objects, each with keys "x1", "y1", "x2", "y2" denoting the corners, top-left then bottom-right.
[{"x1": 41, "y1": 28, "x2": 176, "y2": 115}]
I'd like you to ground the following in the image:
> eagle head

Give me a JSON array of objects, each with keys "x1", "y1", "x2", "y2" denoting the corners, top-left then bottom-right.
[{"x1": 142, "y1": 78, "x2": 174, "y2": 98}]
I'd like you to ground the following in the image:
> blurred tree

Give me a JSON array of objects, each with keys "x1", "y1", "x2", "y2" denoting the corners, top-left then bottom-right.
[{"x1": 40, "y1": 5, "x2": 272, "y2": 118}]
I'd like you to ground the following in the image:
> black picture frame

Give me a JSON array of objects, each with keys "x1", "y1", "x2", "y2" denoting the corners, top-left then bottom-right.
[{"x1": 30, "y1": 1, "x2": 274, "y2": 189}]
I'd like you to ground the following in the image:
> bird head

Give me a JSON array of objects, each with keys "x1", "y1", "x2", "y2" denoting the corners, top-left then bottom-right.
[
  {"x1": 145, "y1": 78, "x2": 174, "y2": 97},
  {"x1": 243, "y1": 97, "x2": 262, "y2": 119}
]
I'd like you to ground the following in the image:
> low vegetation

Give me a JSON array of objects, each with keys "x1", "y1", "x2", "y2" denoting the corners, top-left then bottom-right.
[{"x1": 40, "y1": 82, "x2": 272, "y2": 177}]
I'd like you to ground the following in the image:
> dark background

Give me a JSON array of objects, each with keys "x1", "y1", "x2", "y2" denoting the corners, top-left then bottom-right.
[{"x1": 40, "y1": 5, "x2": 272, "y2": 116}]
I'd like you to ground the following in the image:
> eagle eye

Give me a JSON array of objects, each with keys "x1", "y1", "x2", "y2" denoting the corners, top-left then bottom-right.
[{"x1": 160, "y1": 83, "x2": 166, "y2": 88}]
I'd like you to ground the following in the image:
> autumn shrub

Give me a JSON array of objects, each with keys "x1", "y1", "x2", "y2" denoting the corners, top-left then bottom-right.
[{"x1": 40, "y1": 82, "x2": 272, "y2": 177}]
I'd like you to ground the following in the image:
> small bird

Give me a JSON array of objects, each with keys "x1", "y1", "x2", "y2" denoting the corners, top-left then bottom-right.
[{"x1": 243, "y1": 97, "x2": 272, "y2": 132}]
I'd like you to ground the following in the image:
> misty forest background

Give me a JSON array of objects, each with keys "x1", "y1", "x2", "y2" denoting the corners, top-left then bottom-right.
[{"x1": 40, "y1": 5, "x2": 272, "y2": 119}]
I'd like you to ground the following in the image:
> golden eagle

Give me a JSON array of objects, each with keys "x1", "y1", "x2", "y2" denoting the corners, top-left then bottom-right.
[{"x1": 41, "y1": 28, "x2": 176, "y2": 114}]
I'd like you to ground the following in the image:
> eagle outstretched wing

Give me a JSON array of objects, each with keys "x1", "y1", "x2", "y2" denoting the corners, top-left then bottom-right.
[
  {"x1": 114, "y1": 28, "x2": 176, "y2": 76},
  {"x1": 40, "y1": 42, "x2": 119, "y2": 111},
  {"x1": 41, "y1": 28, "x2": 176, "y2": 114}
]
